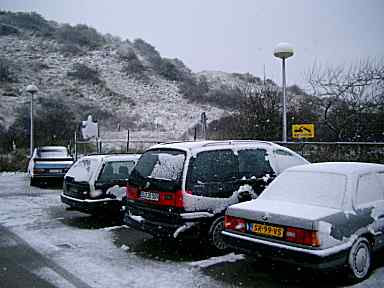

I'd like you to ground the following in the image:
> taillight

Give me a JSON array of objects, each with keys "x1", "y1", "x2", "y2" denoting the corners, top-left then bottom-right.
[
  {"x1": 126, "y1": 185, "x2": 139, "y2": 200},
  {"x1": 285, "y1": 227, "x2": 320, "y2": 247},
  {"x1": 158, "y1": 190, "x2": 184, "y2": 208},
  {"x1": 33, "y1": 168, "x2": 45, "y2": 174},
  {"x1": 224, "y1": 215, "x2": 246, "y2": 233}
]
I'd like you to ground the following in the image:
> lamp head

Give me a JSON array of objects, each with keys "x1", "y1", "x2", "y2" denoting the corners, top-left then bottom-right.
[
  {"x1": 274, "y1": 42, "x2": 294, "y2": 59},
  {"x1": 26, "y1": 84, "x2": 39, "y2": 93}
]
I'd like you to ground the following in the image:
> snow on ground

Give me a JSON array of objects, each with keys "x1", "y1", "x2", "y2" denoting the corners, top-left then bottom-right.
[
  {"x1": 0, "y1": 173, "x2": 383, "y2": 287},
  {"x1": 189, "y1": 253, "x2": 245, "y2": 268},
  {"x1": 0, "y1": 174, "x2": 232, "y2": 288}
]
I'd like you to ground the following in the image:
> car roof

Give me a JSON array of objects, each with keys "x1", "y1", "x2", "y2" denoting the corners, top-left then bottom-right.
[
  {"x1": 78, "y1": 154, "x2": 141, "y2": 162},
  {"x1": 286, "y1": 162, "x2": 384, "y2": 176},
  {"x1": 38, "y1": 146, "x2": 67, "y2": 150},
  {"x1": 148, "y1": 140, "x2": 285, "y2": 153}
]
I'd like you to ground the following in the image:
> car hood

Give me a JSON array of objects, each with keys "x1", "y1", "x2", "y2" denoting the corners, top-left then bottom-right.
[{"x1": 227, "y1": 199, "x2": 342, "y2": 230}]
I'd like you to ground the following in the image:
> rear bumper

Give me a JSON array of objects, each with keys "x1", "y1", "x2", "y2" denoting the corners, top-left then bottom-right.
[
  {"x1": 222, "y1": 231, "x2": 351, "y2": 270},
  {"x1": 124, "y1": 201, "x2": 214, "y2": 238},
  {"x1": 61, "y1": 193, "x2": 121, "y2": 214},
  {"x1": 31, "y1": 173, "x2": 66, "y2": 180}
]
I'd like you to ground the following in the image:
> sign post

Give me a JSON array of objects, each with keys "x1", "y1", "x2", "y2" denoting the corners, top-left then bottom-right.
[{"x1": 292, "y1": 124, "x2": 315, "y2": 139}]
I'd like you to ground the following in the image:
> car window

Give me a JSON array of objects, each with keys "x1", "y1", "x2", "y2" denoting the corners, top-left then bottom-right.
[
  {"x1": 66, "y1": 158, "x2": 100, "y2": 182},
  {"x1": 186, "y1": 149, "x2": 238, "y2": 197},
  {"x1": 130, "y1": 149, "x2": 185, "y2": 183},
  {"x1": 98, "y1": 160, "x2": 136, "y2": 183},
  {"x1": 188, "y1": 150, "x2": 237, "y2": 183},
  {"x1": 272, "y1": 149, "x2": 307, "y2": 173},
  {"x1": 260, "y1": 171, "x2": 346, "y2": 209},
  {"x1": 356, "y1": 173, "x2": 384, "y2": 206},
  {"x1": 238, "y1": 148, "x2": 273, "y2": 178},
  {"x1": 377, "y1": 172, "x2": 384, "y2": 189},
  {"x1": 37, "y1": 148, "x2": 68, "y2": 158}
]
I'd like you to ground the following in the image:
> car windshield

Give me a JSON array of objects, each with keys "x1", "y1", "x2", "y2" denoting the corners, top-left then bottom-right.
[
  {"x1": 130, "y1": 149, "x2": 185, "y2": 185},
  {"x1": 260, "y1": 171, "x2": 347, "y2": 209},
  {"x1": 37, "y1": 148, "x2": 68, "y2": 158},
  {"x1": 66, "y1": 158, "x2": 100, "y2": 182},
  {"x1": 97, "y1": 160, "x2": 136, "y2": 183}
]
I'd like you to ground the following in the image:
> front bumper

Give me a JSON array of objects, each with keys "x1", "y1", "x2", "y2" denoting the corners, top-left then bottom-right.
[
  {"x1": 60, "y1": 193, "x2": 121, "y2": 214},
  {"x1": 222, "y1": 230, "x2": 351, "y2": 270}
]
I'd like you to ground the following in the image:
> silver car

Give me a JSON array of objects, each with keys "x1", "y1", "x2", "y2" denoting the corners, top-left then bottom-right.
[{"x1": 223, "y1": 162, "x2": 384, "y2": 282}]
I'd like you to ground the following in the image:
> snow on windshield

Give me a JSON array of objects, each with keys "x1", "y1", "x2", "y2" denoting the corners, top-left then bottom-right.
[
  {"x1": 260, "y1": 171, "x2": 347, "y2": 209},
  {"x1": 38, "y1": 148, "x2": 68, "y2": 158},
  {"x1": 134, "y1": 150, "x2": 185, "y2": 181},
  {"x1": 66, "y1": 158, "x2": 100, "y2": 182}
]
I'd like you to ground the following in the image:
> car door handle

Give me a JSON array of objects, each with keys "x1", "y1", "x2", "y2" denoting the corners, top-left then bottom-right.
[{"x1": 378, "y1": 214, "x2": 384, "y2": 220}]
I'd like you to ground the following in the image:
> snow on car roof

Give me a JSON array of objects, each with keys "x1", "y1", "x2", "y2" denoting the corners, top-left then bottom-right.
[
  {"x1": 103, "y1": 154, "x2": 141, "y2": 162},
  {"x1": 38, "y1": 146, "x2": 67, "y2": 150},
  {"x1": 149, "y1": 140, "x2": 283, "y2": 153},
  {"x1": 79, "y1": 154, "x2": 141, "y2": 161},
  {"x1": 287, "y1": 162, "x2": 384, "y2": 175}
]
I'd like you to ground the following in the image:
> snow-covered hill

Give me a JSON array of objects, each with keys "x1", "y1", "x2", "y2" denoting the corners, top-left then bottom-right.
[{"x1": 0, "y1": 33, "x2": 229, "y2": 141}]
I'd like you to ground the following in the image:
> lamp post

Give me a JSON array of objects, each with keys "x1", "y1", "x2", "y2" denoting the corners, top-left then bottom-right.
[
  {"x1": 274, "y1": 43, "x2": 294, "y2": 143},
  {"x1": 26, "y1": 84, "x2": 38, "y2": 157}
]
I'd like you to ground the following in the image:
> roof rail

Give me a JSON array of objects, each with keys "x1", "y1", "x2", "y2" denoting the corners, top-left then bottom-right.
[
  {"x1": 202, "y1": 140, "x2": 273, "y2": 147},
  {"x1": 157, "y1": 140, "x2": 189, "y2": 145}
]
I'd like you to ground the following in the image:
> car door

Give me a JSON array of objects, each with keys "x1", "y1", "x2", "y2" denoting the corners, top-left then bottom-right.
[
  {"x1": 186, "y1": 149, "x2": 239, "y2": 198},
  {"x1": 355, "y1": 171, "x2": 384, "y2": 249}
]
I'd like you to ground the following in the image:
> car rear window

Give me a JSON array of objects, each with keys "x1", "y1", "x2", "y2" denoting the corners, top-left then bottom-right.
[
  {"x1": 260, "y1": 171, "x2": 347, "y2": 209},
  {"x1": 37, "y1": 148, "x2": 68, "y2": 158},
  {"x1": 129, "y1": 149, "x2": 185, "y2": 188},
  {"x1": 66, "y1": 158, "x2": 100, "y2": 182},
  {"x1": 98, "y1": 160, "x2": 136, "y2": 182}
]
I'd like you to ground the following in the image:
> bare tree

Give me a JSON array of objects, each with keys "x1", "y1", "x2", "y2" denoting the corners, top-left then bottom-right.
[{"x1": 308, "y1": 60, "x2": 384, "y2": 141}]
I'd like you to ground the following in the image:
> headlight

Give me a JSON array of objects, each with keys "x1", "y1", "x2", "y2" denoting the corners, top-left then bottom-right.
[{"x1": 89, "y1": 189, "x2": 103, "y2": 198}]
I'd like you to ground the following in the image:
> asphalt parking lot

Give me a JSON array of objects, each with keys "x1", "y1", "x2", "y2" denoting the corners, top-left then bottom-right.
[{"x1": 0, "y1": 173, "x2": 383, "y2": 288}]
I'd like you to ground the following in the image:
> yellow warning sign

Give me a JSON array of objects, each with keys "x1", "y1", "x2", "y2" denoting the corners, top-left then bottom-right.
[{"x1": 292, "y1": 124, "x2": 315, "y2": 139}]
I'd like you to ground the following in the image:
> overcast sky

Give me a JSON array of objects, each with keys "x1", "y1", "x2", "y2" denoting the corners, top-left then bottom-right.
[{"x1": 1, "y1": 0, "x2": 383, "y2": 87}]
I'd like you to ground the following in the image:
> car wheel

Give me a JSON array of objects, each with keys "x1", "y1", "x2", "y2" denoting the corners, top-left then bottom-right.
[
  {"x1": 30, "y1": 177, "x2": 38, "y2": 187},
  {"x1": 347, "y1": 237, "x2": 371, "y2": 282},
  {"x1": 208, "y1": 216, "x2": 228, "y2": 251}
]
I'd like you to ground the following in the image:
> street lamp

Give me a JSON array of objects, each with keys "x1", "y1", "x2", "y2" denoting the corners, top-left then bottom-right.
[
  {"x1": 26, "y1": 84, "x2": 38, "y2": 157},
  {"x1": 274, "y1": 42, "x2": 294, "y2": 143}
]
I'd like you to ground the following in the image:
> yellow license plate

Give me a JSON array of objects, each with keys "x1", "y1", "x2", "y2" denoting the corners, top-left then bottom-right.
[{"x1": 249, "y1": 223, "x2": 284, "y2": 238}]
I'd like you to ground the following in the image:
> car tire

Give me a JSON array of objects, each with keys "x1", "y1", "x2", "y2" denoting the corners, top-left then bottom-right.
[
  {"x1": 30, "y1": 177, "x2": 38, "y2": 187},
  {"x1": 347, "y1": 237, "x2": 372, "y2": 282},
  {"x1": 208, "y1": 216, "x2": 228, "y2": 252}
]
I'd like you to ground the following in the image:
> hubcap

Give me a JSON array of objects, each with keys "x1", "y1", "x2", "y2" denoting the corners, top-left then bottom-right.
[
  {"x1": 352, "y1": 242, "x2": 370, "y2": 278},
  {"x1": 212, "y1": 220, "x2": 227, "y2": 250}
]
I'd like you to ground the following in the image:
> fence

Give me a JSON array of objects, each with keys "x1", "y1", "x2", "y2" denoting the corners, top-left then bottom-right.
[
  {"x1": 74, "y1": 138, "x2": 161, "y2": 159},
  {"x1": 74, "y1": 138, "x2": 384, "y2": 164},
  {"x1": 278, "y1": 142, "x2": 384, "y2": 164}
]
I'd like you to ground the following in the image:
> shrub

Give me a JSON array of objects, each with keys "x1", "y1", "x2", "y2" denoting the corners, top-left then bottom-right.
[
  {"x1": 158, "y1": 58, "x2": 187, "y2": 81},
  {"x1": 178, "y1": 76, "x2": 209, "y2": 102},
  {"x1": 0, "y1": 57, "x2": 14, "y2": 82},
  {"x1": 121, "y1": 57, "x2": 146, "y2": 79},
  {"x1": 117, "y1": 44, "x2": 137, "y2": 61},
  {"x1": 55, "y1": 24, "x2": 105, "y2": 48},
  {"x1": 133, "y1": 38, "x2": 162, "y2": 68},
  {"x1": 8, "y1": 97, "x2": 79, "y2": 149},
  {"x1": 0, "y1": 23, "x2": 19, "y2": 36},
  {"x1": 67, "y1": 63, "x2": 102, "y2": 84},
  {"x1": 0, "y1": 11, "x2": 54, "y2": 36},
  {"x1": 59, "y1": 43, "x2": 84, "y2": 56}
]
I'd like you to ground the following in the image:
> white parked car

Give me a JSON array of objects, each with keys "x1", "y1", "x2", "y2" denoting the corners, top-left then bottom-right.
[
  {"x1": 27, "y1": 146, "x2": 74, "y2": 186},
  {"x1": 124, "y1": 140, "x2": 309, "y2": 250},
  {"x1": 223, "y1": 162, "x2": 384, "y2": 282},
  {"x1": 61, "y1": 154, "x2": 141, "y2": 216}
]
